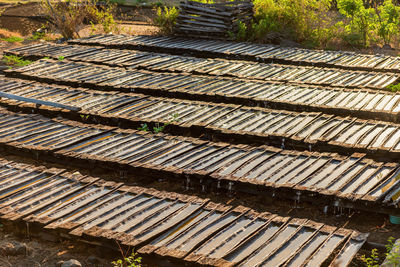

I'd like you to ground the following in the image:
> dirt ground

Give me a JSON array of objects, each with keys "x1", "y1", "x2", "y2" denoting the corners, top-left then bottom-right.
[
  {"x1": 0, "y1": 2, "x2": 158, "y2": 37},
  {"x1": 0, "y1": 227, "x2": 114, "y2": 267}
]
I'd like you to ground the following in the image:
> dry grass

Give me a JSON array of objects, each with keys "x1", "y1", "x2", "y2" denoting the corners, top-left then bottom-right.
[{"x1": 0, "y1": 28, "x2": 22, "y2": 39}]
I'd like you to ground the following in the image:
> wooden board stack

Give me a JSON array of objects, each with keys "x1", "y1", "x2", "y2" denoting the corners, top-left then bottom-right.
[{"x1": 175, "y1": 0, "x2": 254, "y2": 39}]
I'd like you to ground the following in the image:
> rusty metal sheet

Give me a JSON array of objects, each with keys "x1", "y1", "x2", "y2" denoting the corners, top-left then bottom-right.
[
  {"x1": 0, "y1": 157, "x2": 368, "y2": 266},
  {"x1": 3, "y1": 77, "x2": 400, "y2": 161},
  {"x1": 68, "y1": 34, "x2": 400, "y2": 73},
  {"x1": 6, "y1": 43, "x2": 400, "y2": 90},
  {"x1": 5, "y1": 60, "x2": 400, "y2": 123},
  {"x1": 0, "y1": 109, "x2": 395, "y2": 209}
]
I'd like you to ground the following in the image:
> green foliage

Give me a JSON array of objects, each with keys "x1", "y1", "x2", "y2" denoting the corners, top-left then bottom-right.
[
  {"x1": 87, "y1": 1, "x2": 118, "y2": 33},
  {"x1": 3, "y1": 55, "x2": 33, "y2": 67},
  {"x1": 58, "y1": 56, "x2": 65, "y2": 61},
  {"x1": 361, "y1": 236, "x2": 400, "y2": 267},
  {"x1": 361, "y1": 248, "x2": 380, "y2": 267},
  {"x1": 230, "y1": 0, "x2": 399, "y2": 48},
  {"x1": 80, "y1": 114, "x2": 90, "y2": 120},
  {"x1": 387, "y1": 83, "x2": 400, "y2": 91},
  {"x1": 250, "y1": 0, "x2": 337, "y2": 48},
  {"x1": 337, "y1": 0, "x2": 376, "y2": 47},
  {"x1": 154, "y1": 1, "x2": 163, "y2": 7},
  {"x1": 153, "y1": 123, "x2": 165, "y2": 133},
  {"x1": 375, "y1": 0, "x2": 400, "y2": 45},
  {"x1": 1, "y1": 36, "x2": 24, "y2": 43},
  {"x1": 229, "y1": 20, "x2": 248, "y2": 41},
  {"x1": 137, "y1": 113, "x2": 179, "y2": 133},
  {"x1": 240, "y1": 25, "x2": 249, "y2": 41},
  {"x1": 30, "y1": 31, "x2": 46, "y2": 40},
  {"x1": 138, "y1": 123, "x2": 149, "y2": 132},
  {"x1": 153, "y1": 6, "x2": 179, "y2": 34},
  {"x1": 111, "y1": 250, "x2": 142, "y2": 267},
  {"x1": 385, "y1": 236, "x2": 400, "y2": 266},
  {"x1": 28, "y1": 24, "x2": 49, "y2": 41}
]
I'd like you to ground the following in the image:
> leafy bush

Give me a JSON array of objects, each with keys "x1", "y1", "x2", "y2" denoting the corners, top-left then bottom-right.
[
  {"x1": 387, "y1": 82, "x2": 400, "y2": 91},
  {"x1": 384, "y1": 237, "x2": 400, "y2": 266},
  {"x1": 3, "y1": 55, "x2": 33, "y2": 67},
  {"x1": 87, "y1": 1, "x2": 118, "y2": 33},
  {"x1": 361, "y1": 237, "x2": 400, "y2": 267},
  {"x1": 138, "y1": 113, "x2": 179, "y2": 133},
  {"x1": 228, "y1": 20, "x2": 248, "y2": 41},
  {"x1": 153, "y1": 0, "x2": 400, "y2": 50},
  {"x1": 337, "y1": 0, "x2": 376, "y2": 47},
  {"x1": 111, "y1": 250, "x2": 141, "y2": 267},
  {"x1": 153, "y1": 6, "x2": 179, "y2": 34},
  {"x1": 250, "y1": 0, "x2": 337, "y2": 48},
  {"x1": 1, "y1": 36, "x2": 24, "y2": 43},
  {"x1": 375, "y1": 0, "x2": 400, "y2": 45},
  {"x1": 361, "y1": 248, "x2": 380, "y2": 267}
]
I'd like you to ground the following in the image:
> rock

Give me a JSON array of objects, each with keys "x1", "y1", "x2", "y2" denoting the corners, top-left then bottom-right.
[
  {"x1": 56, "y1": 261, "x2": 64, "y2": 267},
  {"x1": 0, "y1": 241, "x2": 30, "y2": 256},
  {"x1": 87, "y1": 255, "x2": 100, "y2": 264},
  {"x1": 280, "y1": 38, "x2": 301, "y2": 48},
  {"x1": 57, "y1": 38, "x2": 67, "y2": 44},
  {"x1": 36, "y1": 27, "x2": 47, "y2": 34},
  {"x1": 61, "y1": 259, "x2": 82, "y2": 267},
  {"x1": 382, "y1": 44, "x2": 393, "y2": 50}
]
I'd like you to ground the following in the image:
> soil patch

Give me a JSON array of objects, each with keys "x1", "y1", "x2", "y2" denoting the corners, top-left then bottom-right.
[
  {"x1": 0, "y1": 2, "x2": 45, "y2": 35},
  {"x1": 0, "y1": 227, "x2": 112, "y2": 267}
]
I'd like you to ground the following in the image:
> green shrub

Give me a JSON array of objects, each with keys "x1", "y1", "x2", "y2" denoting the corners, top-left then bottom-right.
[
  {"x1": 361, "y1": 237, "x2": 400, "y2": 267},
  {"x1": 375, "y1": 0, "x2": 400, "y2": 45},
  {"x1": 87, "y1": 1, "x2": 118, "y2": 33},
  {"x1": 3, "y1": 55, "x2": 32, "y2": 67},
  {"x1": 111, "y1": 250, "x2": 141, "y2": 267},
  {"x1": 153, "y1": 6, "x2": 179, "y2": 34},
  {"x1": 1, "y1": 36, "x2": 24, "y2": 43},
  {"x1": 228, "y1": 20, "x2": 248, "y2": 41},
  {"x1": 137, "y1": 113, "x2": 179, "y2": 133},
  {"x1": 337, "y1": 0, "x2": 376, "y2": 47},
  {"x1": 387, "y1": 83, "x2": 400, "y2": 91},
  {"x1": 250, "y1": 0, "x2": 336, "y2": 48},
  {"x1": 361, "y1": 248, "x2": 380, "y2": 267},
  {"x1": 384, "y1": 237, "x2": 400, "y2": 267}
]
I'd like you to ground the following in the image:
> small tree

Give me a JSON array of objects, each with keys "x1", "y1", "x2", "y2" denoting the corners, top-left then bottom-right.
[
  {"x1": 375, "y1": 0, "x2": 400, "y2": 45},
  {"x1": 153, "y1": 6, "x2": 179, "y2": 35},
  {"x1": 337, "y1": 0, "x2": 376, "y2": 47}
]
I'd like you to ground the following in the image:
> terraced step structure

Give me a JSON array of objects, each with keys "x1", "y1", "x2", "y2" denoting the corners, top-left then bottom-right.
[
  {"x1": 0, "y1": 158, "x2": 367, "y2": 267},
  {"x1": 0, "y1": 109, "x2": 398, "y2": 214},
  {"x1": 4, "y1": 77, "x2": 400, "y2": 159},
  {"x1": 69, "y1": 34, "x2": 400, "y2": 73},
  {"x1": 6, "y1": 46, "x2": 399, "y2": 90},
  {"x1": 5, "y1": 60, "x2": 400, "y2": 123}
]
